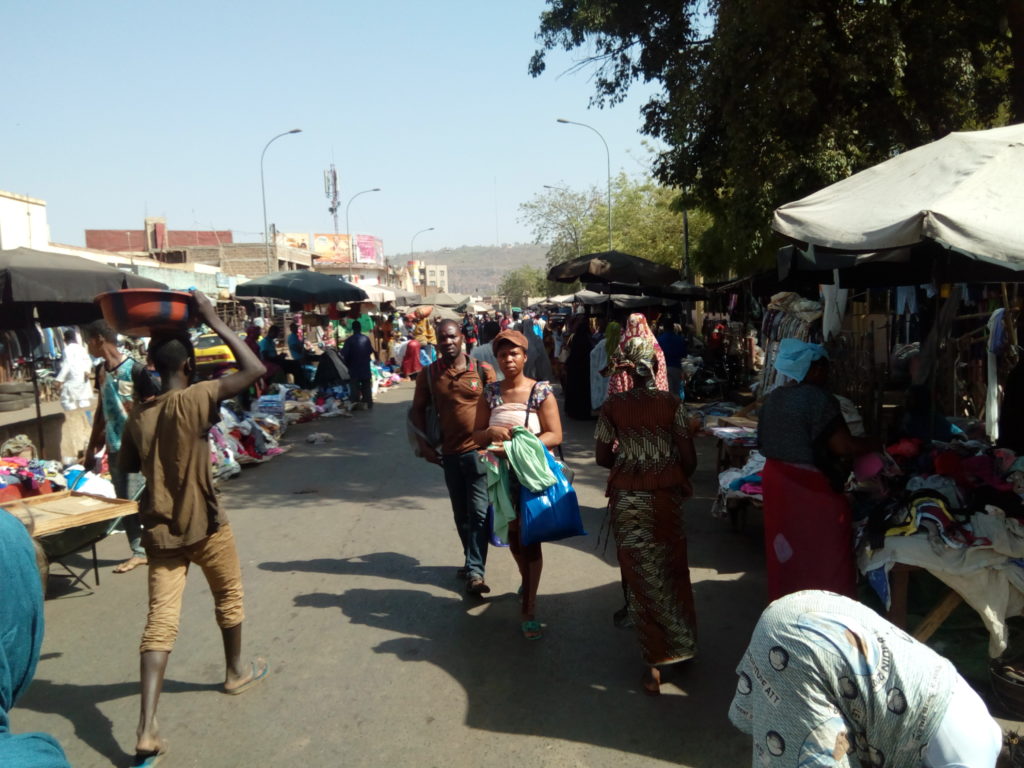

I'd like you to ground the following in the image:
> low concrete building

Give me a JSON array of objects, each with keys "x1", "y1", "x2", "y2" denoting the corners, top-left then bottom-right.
[{"x1": 0, "y1": 189, "x2": 50, "y2": 250}]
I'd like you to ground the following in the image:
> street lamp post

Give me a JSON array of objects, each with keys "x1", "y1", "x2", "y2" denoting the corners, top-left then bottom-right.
[
  {"x1": 344, "y1": 187, "x2": 381, "y2": 282},
  {"x1": 411, "y1": 227, "x2": 435, "y2": 296},
  {"x1": 260, "y1": 128, "x2": 302, "y2": 275},
  {"x1": 557, "y1": 118, "x2": 612, "y2": 251}
]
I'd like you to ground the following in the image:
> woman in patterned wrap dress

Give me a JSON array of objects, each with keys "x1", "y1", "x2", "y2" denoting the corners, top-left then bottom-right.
[{"x1": 595, "y1": 336, "x2": 698, "y2": 695}]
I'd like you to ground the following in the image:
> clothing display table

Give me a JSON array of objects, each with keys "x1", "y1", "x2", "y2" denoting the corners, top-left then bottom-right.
[
  {"x1": 885, "y1": 563, "x2": 964, "y2": 643},
  {"x1": 861, "y1": 511, "x2": 1024, "y2": 658},
  {"x1": 711, "y1": 420, "x2": 763, "y2": 531}
]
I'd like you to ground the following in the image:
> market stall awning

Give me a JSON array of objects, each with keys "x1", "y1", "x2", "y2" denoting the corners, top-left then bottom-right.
[
  {"x1": 573, "y1": 289, "x2": 679, "y2": 309},
  {"x1": 586, "y1": 280, "x2": 709, "y2": 301},
  {"x1": 361, "y1": 285, "x2": 396, "y2": 304},
  {"x1": 235, "y1": 270, "x2": 367, "y2": 304},
  {"x1": 0, "y1": 247, "x2": 167, "y2": 329},
  {"x1": 547, "y1": 250, "x2": 679, "y2": 286},
  {"x1": 421, "y1": 292, "x2": 469, "y2": 307},
  {"x1": 773, "y1": 124, "x2": 1024, "y2": 272},
  {"x1": 391, "y1": 288, "x2": 420, "y2": 307}
]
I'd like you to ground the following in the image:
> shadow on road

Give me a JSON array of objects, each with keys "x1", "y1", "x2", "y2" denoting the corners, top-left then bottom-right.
[
  {"x1": 282, "y1": 550, "x2": 754, "y2": 766},
  {"x1": 17, "y1": 677, "x2": 220, "y2": 766},
  {"x1": 259, "y1": 551, "x2": 465, "y2": 594}
]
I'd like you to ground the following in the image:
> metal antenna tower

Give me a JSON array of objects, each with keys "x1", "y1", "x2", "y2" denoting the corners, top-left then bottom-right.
[{"x1": 324, "y1": 164, "x2": 340, "y2": 233}]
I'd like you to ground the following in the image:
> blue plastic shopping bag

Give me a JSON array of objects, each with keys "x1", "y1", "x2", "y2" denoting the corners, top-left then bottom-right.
[{"x1": 519, "y1": 447, "x2": 586, "y2": 547}]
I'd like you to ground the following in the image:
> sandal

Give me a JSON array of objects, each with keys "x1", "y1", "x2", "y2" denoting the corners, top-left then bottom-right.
[
  {"x1": 521, "y1": 620, "x2": 543, "y2": 640},
  {"x1": 467, "y1": 579, "x2": 491, "y2": 595}
]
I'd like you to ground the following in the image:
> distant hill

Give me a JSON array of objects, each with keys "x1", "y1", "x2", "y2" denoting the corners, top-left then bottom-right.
[{"x1": 392, "y1": 243, "x2": 548, "y2": 296}]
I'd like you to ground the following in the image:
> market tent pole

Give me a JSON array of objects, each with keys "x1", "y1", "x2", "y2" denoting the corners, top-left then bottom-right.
[{"x1": 29, "y1": 342, "x2": 45, "y2": 456}]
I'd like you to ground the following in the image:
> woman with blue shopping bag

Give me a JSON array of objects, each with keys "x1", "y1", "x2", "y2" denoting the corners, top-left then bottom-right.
[{"x1": 473, "y1": 329, "x2": 573, "y2": 641}]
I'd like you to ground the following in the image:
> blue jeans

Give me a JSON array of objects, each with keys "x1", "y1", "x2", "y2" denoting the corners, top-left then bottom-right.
[
  {"x1": 442, "y1": 451, "x2": 489, "y2": 580},
  {"x1": 108, "y1": 453, "x2": 146, "y2": 558}
]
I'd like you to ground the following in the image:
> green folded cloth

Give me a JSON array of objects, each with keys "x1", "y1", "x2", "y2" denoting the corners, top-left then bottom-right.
[{"x1": 505, "y1": 427, "x2": 556, "y2": 492}]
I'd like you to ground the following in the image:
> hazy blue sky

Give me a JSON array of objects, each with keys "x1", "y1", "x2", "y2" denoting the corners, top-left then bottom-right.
[{"x1": 2, "y1": 1, "x2": 662, "y2": 256}]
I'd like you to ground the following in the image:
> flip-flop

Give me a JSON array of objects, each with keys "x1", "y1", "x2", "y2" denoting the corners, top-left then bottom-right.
[
  {"x1": 133, "y1": 743, "x2": 168, "y2": 767},
  {"x1": 521, "y1": 620, "x2": 543, "y2": 640},
  {"x1": 224, "y1": 658, "x2": 269, "y2": 695},
  {"x1": 466, "y1": 579, "x2": 491, "y2": 595}
]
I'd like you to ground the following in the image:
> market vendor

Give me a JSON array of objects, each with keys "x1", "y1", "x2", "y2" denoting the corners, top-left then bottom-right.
[
  {"x1": 757, "y1": 339, "x2": 879, "y2": 601},
  {"x1": 729, "y1": 590, "x2": 1003, "y2": 768}
]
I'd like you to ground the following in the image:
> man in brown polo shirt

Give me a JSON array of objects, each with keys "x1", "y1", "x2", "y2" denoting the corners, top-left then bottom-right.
[{"x1": 411, "y1": 319, "x2": 495, "y2": 594}]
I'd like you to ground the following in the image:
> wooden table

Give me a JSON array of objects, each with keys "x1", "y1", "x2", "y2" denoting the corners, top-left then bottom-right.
[
  {"x1": 3, "y1": 490, "x2": 136, "y2": 536},
  {"x1": 2, "y1": 490, "x2": 138, "y2": 589},
  {"x1": 885, "y1": 563, "x2": 964, "y2": 643}
]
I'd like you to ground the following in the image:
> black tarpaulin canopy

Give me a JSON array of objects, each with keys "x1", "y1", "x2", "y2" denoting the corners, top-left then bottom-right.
[
  {"x1": 235, "y1": 270, "x2": 368, "y2": 304},
  {"x1": 0, "y1": 247, "x2": 168, "y2": 456},
  {"x1": 0, "y1": 247, "x2": 167, "y2": 329},
  {"x1": 547, "y1": 250, "x2": 680, "y2": 286}
]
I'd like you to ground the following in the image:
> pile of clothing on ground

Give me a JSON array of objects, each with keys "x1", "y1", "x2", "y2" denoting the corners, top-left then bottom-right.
[
  {"x1": 209, "y1": 402, "x2": 289, "y2": 480},
  {"x1": 854, "y1": 437, "x2": 1024, "y2": 657}
]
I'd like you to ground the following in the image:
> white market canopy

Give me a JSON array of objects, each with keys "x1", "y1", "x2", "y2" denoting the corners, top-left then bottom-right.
[
  {"x1": 773, "y1": 123, "x2": 1024, "y2": 270},
  {"x1": 361, "y1": 285, "x2": 396, "y2": 304}
]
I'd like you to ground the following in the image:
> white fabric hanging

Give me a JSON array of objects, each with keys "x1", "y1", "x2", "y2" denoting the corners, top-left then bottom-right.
[
  {"x1": 820, "y1": 273, "x2": 848, "y2": 341},
  {"x1": 986, "y1": 308, "x2": 1004, "y2": 441}
]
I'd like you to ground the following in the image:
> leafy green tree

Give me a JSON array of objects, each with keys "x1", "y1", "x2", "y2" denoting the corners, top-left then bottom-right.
[
  {"x1": 531, "y1": 0, "x2": 1022, "y2": 274},
  {"x1": 519, "y1": 173, "x2": 714, "y2": 276},
  {"x1": 498, "y1": 265, "x2": 550, "y2": 307},
  {"x1": 518, "y1": 185, "x2": 599, "y2": 267}
]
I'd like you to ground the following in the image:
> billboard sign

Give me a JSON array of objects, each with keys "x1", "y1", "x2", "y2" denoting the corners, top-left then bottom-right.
[
  {"x1": 276, "y1": 232, "x2": 311, "y2": 250},
  {"x1": 313, "y1": 233, "x2": 352, "y2": 263},
  {"x1": 355, "y1": 234, "x2": 384, "y2": 265}
]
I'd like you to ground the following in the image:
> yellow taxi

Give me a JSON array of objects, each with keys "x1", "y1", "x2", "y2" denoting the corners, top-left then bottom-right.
[{"x1": 194, "y1": 333, "x2": 236, "y2": 375}]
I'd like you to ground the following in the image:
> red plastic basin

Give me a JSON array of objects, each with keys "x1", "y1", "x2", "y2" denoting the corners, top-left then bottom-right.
[{"x1": 94, "y1": 289, "x2": 196, "y2": 337}]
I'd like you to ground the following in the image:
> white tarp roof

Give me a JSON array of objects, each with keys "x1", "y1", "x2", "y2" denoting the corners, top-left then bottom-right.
[
  {"x1": 773, "y1": 123, "x2": 1024, "y2": 268},
  {"x1": 361, "y1": 285, "x2": 396, "y2": 304}
]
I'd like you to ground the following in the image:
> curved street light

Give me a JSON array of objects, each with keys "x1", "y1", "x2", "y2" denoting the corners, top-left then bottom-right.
[
  {"x1": 557, "y1": 118, "x2": 612, "y2": 251},
  {"x1": 411, "y1": 227, "x2": 435, "y2": 294},
  {"x1": 260, "y1": 128, "x2": 302, "y2": 274},
  {"x1": 345, "y1": 187, "x2": 382, "y2": 281}
]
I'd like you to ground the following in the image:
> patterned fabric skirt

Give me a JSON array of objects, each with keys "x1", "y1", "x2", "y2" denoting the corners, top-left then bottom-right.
[{"x1": 610, "y1": 487, "x2": 697, "y2": 665}]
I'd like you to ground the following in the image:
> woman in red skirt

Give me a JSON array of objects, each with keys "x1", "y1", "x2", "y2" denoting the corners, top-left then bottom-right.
[{"x1": 757, "y1": 339, "x2": 879, "y2": 601}]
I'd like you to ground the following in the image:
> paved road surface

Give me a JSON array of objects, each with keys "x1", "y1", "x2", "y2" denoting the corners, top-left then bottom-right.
[{"x1": 13, "y1": 384, "x2": 778, "y2": 767}]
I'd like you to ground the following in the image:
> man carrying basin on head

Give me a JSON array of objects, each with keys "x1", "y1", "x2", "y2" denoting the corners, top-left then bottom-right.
[
  {"x1": 410, "y1": 319, "x2": 495, "y2": 595},
  {"x1": 118, "y1": 290, "x2": 270, "y2": 766}
]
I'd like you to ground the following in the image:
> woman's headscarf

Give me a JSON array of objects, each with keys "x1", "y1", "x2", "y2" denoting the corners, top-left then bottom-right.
[
  {"x1": 606, "y1": 336, "x2": 660, "y2": 393},
  {"x1": 0, "y1": 511, "x2": 70, "y2": 764},
  {"x1": 774, "y1": 338, "x2": 828, "y2": 383},
  {"x1": 607, "y1": 313, "x2": 669, "y2": 395}
]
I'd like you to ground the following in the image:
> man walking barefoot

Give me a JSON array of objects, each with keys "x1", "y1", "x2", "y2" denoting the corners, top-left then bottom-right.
[
  {"x1": 118, "y1": 291, "x2": 269, "y2": 766},
  {"x1": 410, "y1": 320, "x2": 495, "y2": 594}
]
